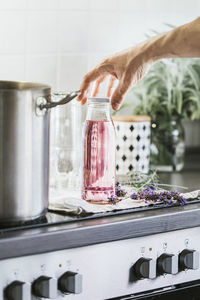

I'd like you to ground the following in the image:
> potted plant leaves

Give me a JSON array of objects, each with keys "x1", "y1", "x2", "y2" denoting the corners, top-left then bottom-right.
[{"x1": 115, "y1": 58, "x2": 200, "y2": 171}]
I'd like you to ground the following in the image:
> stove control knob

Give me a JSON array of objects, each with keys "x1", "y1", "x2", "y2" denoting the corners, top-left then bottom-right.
[
  {"x1": 5, "y1": 281, "x2": 31, "y2": 300},
  {"x1": 179, "y1": 249, "x2": 199, "y2": 270},
  {"x1": 32, "y1": 276, "x2": 57, "y2": 299},
  {"x1": 157, "y1": 253, "x2": 178, "y2": 275},
  {"x1": 58, "y1": 272, "x2": 82, "y2": 294},
  {"x1": 134, "y1": 258, "x2": 156, "y2": 279}
]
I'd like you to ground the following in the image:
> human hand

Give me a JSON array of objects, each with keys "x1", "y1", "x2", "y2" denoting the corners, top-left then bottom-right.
[
  {"x1": 78, "y1": 17, "x2": 200, "y2": 110},
  {"x1": 77, "y1": 43, "x2": 153, "y2": 110}
]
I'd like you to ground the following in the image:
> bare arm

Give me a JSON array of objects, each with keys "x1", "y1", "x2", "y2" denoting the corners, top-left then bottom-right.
[
  {"x1": 77, "y1": 17, "x2": 200, "y2": 110},
  {"x1": 147, "y1": 17, "x2": 200, "y2": 59}
]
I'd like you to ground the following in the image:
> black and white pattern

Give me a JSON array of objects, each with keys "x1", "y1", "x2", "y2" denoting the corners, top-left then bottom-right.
[{"x1": 115, "y1": 121, "x2": 151, "y2": 174}]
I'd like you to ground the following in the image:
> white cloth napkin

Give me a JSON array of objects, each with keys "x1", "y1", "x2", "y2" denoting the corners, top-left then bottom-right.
[{"x1": 49, "y1": 188, "x2": 200, "y2": 216}]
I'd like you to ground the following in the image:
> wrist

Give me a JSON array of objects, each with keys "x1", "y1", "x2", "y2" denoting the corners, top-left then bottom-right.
[{"x1": 143, "y1": 31, "x2": 176, "y2": 62}]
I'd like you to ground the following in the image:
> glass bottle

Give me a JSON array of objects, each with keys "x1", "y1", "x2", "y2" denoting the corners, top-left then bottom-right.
[
  {"x1": 49, "y1": 98, "x2": 82, "y2": 191},
  {"x1": 82, "y1": 97, "x2": 116, "y2": 203}
]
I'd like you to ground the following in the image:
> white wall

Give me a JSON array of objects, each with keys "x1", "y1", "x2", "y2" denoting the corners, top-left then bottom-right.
[{"x1": 0, "y1": 0, "x2": 199, "y2": 93}]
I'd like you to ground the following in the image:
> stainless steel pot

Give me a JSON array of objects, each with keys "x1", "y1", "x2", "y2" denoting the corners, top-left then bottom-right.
[{"x1": 0, "y1": 81, "x2": 79, "y2": 224}]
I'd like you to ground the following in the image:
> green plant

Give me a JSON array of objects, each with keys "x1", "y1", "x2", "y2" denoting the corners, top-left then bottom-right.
[
  {"x1": 114, "y1": 57, "x2": 200, "y2": 169},
  {"x1": 121, "y1": 58, "x2": 200, "y2": 122}
]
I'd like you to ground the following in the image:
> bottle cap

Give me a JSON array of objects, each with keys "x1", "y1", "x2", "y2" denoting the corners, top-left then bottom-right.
[{"x1": 88, "y1": 97, "x2": 109, "y2": 103}]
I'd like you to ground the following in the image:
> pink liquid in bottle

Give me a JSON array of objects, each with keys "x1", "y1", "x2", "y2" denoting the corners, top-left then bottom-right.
[{"x1": 82, "y1": 120, "x2": 116, "y2": 203}]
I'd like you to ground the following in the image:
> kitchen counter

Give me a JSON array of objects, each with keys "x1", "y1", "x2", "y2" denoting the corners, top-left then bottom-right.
[
  {"x1": 159, "y1": 170, "x2": 200, "y2": 191},
  {"x1": 0, "y1": 171, "x2": 200, "y2": 260}
]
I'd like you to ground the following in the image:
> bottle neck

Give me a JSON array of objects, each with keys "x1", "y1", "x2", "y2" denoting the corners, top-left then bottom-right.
[{"x1": 86, "y1": 103, "x2": 111, "y2": 121}]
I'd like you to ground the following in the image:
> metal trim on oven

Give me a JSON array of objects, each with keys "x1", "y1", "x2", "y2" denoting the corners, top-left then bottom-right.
[{"x1": 108, "y1": 280, "x2": 200, "y2": 299}]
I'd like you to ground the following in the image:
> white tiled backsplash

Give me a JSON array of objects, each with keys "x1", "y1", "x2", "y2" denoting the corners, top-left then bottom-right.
[{"x1": 0, "y1": 0, "x2": 199, "y2": 146}]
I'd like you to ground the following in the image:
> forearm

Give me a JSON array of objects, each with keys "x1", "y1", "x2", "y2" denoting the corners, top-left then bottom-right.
[
  {"x1": 144, "y1": 17, "x2": 200, "y2": 62},
  {"x1": 78, "y1": 17, "x2": 200, "y2": 109}
]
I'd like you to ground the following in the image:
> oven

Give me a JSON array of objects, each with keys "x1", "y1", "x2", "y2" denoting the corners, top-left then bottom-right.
[
  {"x1": 1, "y1": 225, "x2": 200, "y2": 299},
  {"x1": 110, "y1": 280, "x2": 200, "y2": 299}
]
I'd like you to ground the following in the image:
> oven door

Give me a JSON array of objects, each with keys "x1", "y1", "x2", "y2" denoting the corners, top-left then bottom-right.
[{"x1": 109, "y1": 280, "x2": 200, "y2": 300}]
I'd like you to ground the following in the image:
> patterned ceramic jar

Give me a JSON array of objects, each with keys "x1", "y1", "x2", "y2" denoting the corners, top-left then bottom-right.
[{"x1": 113, "y1": 115, "x2": 151, "y2": 175}]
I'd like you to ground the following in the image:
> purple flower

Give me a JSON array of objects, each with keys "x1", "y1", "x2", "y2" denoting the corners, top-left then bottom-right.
[
  {"x1": 177, "y1": 195, "x2": 187, "y2": 205},
  {"x1": 130, "y1": 193, "x2": 138, "y2": 200},
  {"x1": 108, "y1": 194, "x2": 118, "y2": 204},
  {"x1": 171, "y1": 190, "x2": 181, "y2": 199},
  {"x1": 112, "y1": 181, "x2": 186, "y2": 207},
  {"x1": 140, "y1": 189, "x2": 149, "y2": 199},
  {"x1": 151, "y1": 186, "x2": 156, "y2": 191},
  {"x1": 150, "y1": 183, "x2": 157, "y2": 190},
  {"x1": 115, "y1": 182, "x2": 127, "y2": 197}
]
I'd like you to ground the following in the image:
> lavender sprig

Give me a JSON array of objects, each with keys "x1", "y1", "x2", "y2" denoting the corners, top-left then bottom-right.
[
  {"x1": 134, "y1": 186, "x2": 187, "y2": 206},
  {"x1": 107, "y1": 176, "x2": 187, "y2": 207},
  {"x1": 127, "y1": 170, "x2": 159, "y2": 191}
]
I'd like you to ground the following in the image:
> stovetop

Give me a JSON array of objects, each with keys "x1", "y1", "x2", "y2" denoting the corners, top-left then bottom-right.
[
  {"x1": 0, "y1": 170, "x2": 199, "y2": 234},
  {"x1": 0, "y1": 170, "x2": 200, "y2": 260},
  {"x1": 0, "y1": 196, "x2": 200, "y2": 235}
]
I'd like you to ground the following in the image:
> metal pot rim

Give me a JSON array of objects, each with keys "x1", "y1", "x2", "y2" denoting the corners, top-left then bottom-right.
[{"x1": 0, "y1": 80, "x2": 51, "y2": 91}]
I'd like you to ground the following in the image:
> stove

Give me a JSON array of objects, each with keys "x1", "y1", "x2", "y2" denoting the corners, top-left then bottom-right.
[{"x1": 1, "y1": 171, "x2": 200, "y2": 300}]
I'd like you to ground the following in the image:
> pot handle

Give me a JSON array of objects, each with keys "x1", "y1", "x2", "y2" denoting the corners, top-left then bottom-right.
[{"x1": 36, "y1": 90, "x2": 81, "y2": 115}]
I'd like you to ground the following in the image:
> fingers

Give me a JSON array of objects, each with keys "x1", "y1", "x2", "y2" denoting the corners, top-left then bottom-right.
[
  {"x1": 92, "y1": 75, "x2": 107, "y2": 97},
  {"x1": 77, "y1": 66, "x2": 107, "y2": 103},
  {"x1": 106, "y1": 76, "x2": 116, "y2": 98},
  {"x1": 81, "y1": 97, "x2": 88, "y2": 105},
  {"x1": 81, "y1": 88, "x2": 90, "y2": 105},
  {"x1": 111, "y1": 72, "x2": 132, "y2": 111}
]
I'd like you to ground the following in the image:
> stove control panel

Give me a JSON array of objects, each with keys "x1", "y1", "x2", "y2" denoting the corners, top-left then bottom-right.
[
  {"x1": 58, "y1": 272, "x2": 83, "y2": 295},
  {"x1": 5, "y1": 281, "x2": 31, "y2": 300},
  {"x1": 133, "y1": 249, "x2": 199, "y2": 281},
  {"x1": 3, "y1": 272, "x2": 82, "y2": 300},
  {"x1": 134, "y1": 258, "x2": 156, "y2": 279},
  {"x1": 1, "y1": 227, "x2": 200, "y2": 300},
  {"x1": 179, "y1": 249, "x2": 199, "y2": 270},
  {"x1": 32, "y1": 276, "x2": 57, "y2": 298},
  {"x1": 157, "y1": 253, "x2": 178, "y2": 275}
]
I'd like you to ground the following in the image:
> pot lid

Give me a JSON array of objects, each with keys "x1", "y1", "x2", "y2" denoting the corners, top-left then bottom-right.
[{"x1": 0, "y1": 80, "x2": 50, "y2": 91}]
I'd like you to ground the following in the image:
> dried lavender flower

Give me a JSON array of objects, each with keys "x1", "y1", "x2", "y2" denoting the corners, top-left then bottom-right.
[
  {"x1": 115, "y1": 182, "x2": 127, "y2": 197},
  {"x1": 130, "y1": 193, "x2": 138, "y2": 200},
  {"x1": 109, "y1": 179, "x2": 187, "y2": 207},
  {"x1": 129, "y1": 186, "x2": 187, "y2": 207},
  {"x1": 107, "y1": 194, "x2": 118, "y2": 204}
]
